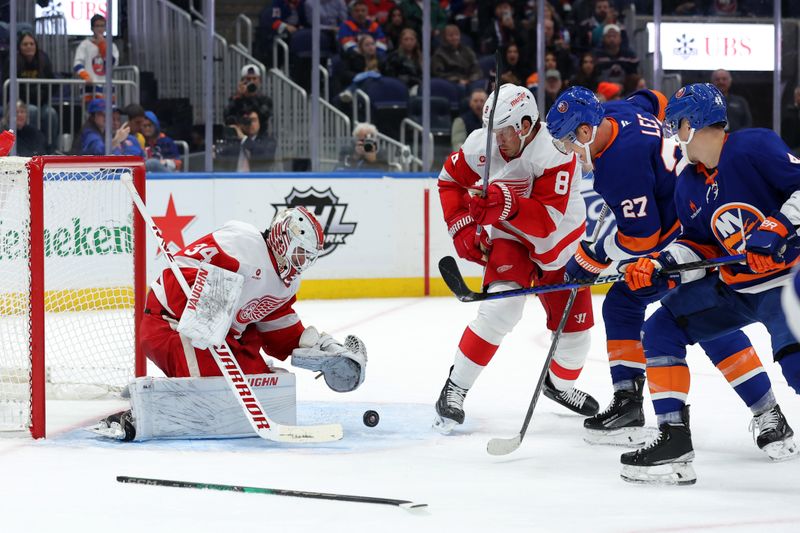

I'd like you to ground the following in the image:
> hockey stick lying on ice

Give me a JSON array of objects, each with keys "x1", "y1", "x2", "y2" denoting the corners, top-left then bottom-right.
[
  {"x1": 120, "y1": 174, "x2": 342, "y2": 444},
  {"x1": 439, "y1": 253, "x2": 747, "y2": 303},
  {"x1": 117, "y1": 476, "x2": 427, "y2": 510},
  {"x1": 486, "y1": 205, "x2": 609, "y2": 456}
]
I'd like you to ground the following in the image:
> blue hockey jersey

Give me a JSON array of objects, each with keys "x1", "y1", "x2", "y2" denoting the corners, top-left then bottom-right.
[
  {"x1": 671, "y1": 129, "x2": 800, "y2": 293},
  {"x1": 591, "y1": 90, "x2": 682, "y2": 261}
]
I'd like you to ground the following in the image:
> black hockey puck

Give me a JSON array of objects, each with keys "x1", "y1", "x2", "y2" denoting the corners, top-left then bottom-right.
[{"x1": 363, "y1": 410, "x2": 380, "y2": 427}]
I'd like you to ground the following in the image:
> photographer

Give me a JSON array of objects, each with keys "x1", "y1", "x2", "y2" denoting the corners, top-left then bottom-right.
[
  {"x1": 223, "y1": 64, "x2": 273, "y2": 126},
  {"x1": 336, "y1": 122, "x2": 388, "y2": 171},
  {"x1": 218, "y1": 108, "x2": 279, "y2": 172}
]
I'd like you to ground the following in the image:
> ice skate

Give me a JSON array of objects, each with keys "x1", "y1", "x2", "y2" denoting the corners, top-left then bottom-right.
[
  {"x1": 620, "y1": 406, "x2": 696, "y2": 486},
  {"x1": 750, "y1": 405, "x2": 799, "y2": 461},
  {"x1": 584, "y1": 375, "x2": 656, "y2": 446},
  {"x1": 543, "y1": 375, "x2": 599, "y2": 416},
  {"x1": 433, "y1": 367, "x2": 469, "y2": 434},
  {"x1": 88, "y1": 410, "x2": 136, "y2": 442}
]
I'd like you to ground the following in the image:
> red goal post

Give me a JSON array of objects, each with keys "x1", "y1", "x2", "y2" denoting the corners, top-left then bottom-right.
[{"x1": 0, "y1": 156, "x2": 147, "y2": 438}]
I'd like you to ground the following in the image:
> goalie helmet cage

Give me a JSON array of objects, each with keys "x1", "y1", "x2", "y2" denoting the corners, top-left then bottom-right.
[{"x1": 0, "y1": 156, "x2": 147, "y2": 438}]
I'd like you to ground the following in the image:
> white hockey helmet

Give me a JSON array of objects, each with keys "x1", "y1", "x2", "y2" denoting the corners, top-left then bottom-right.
[
  {"x1": 266, "y1": 206, "x2": 324, "y2": 283},
  {"x1": 483, "y1": 83, "x2": 539, "y2": 136}
]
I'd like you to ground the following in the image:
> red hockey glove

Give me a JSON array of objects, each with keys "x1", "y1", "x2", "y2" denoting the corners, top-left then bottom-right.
[
  {"x1": 745, "y1": 212, "x2": 794, "y2": 273},
  {"x1": 468, "y1": 183, "x2": 519, "y2": 226},
  {"x1": 448, "y1": 214, "x2": 491, "y2": 266},
  {"x1": 0, "y1": 130, "x2": 16, "y2": 156}
]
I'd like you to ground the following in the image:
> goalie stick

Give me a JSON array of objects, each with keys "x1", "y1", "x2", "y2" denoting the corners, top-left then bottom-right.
[
  {"x1": 439, "y1": 253, "x2": 748, "y2": 303},
  {"x1": 487, "y1": 205, "x2": 608, "y2": 456},
  {"x1": 116, "y1": 476, "x2": 427, "y2": 510},
  {"x1": 120, "y1": 174, "x2": 342, "y2": 444}
]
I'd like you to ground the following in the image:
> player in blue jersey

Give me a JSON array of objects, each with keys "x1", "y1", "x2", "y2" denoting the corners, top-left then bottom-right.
[
  {"x1": 546, "y1": 87, "x2": 784, "y2": 451},
  {"x1": 620, "y1": 82, "x2": 800, "y2": 485}
]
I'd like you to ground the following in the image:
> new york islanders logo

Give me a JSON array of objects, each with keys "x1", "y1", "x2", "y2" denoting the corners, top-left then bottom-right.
[
  {"x1": 710, "y1": 203, "x2": 765, "y2": 255},
  {"x1": 557, "y1": 101, "x2": 569, "y2": 113},
  {"x1": 676, "y1": 87, "x2": 686, "y2": 98}
]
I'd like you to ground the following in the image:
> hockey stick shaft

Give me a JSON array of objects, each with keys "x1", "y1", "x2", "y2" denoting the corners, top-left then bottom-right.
[
  {"x1": 487, "y1": 206, "x2": 609, "y2": 455},
  {"x1": 441, "y1": 253, "x2": 746, "y2": 303},
  {"x1": 116, "y1": 476, "x2": 427, "y2": 509},
  {"x1": 119, "y1": 175, "x2": 342, "y2": 443},
  {"x1": 481, "y1": 49, "x2": 502, "y2": 197}
]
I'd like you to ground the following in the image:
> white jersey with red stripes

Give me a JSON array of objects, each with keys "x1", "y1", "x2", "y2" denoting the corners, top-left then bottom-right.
[
  {"x1": 439, "y1": 124, "x2": 586, "y2": 270},
  {"x1": 150, "y1": 220, "x2": 301, "y2": 337}
]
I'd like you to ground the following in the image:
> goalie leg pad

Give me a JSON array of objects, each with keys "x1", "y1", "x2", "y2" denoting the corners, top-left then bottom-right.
[
  {"x1": 291, "y1": 327, "x2": 367, "y2": 392},
  {"x1": 122, "y1": 373, "x2": 296, "y2": 441}
]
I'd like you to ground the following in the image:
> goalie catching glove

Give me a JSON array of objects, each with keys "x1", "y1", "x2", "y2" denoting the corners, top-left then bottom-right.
[
  {"x1": 291, "y1": 326, "x2": 367, "y2": 392},
  {"x1": 176, "y1": 263, "x2": 245, "y2": 349}
]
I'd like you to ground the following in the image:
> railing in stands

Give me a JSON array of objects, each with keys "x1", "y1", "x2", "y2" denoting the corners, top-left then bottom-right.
[
  {"x1": 320, "y1": 99, "x2": 351, "y2": 171},
  {"x1": 235, "y1": 14, "x2": 253, "y2": 55},
  {"x1": 272, "y1": 37, "x2": 290, "y2": 77},
  {"x1": 267, "y1": 68, "x2": 309, "y2": 164},
  {"x1": 34, "y1": 15, "x2": 70, "y2": 76},
  {"x1": 399, "y1": 120, "x2": 431, "y2": 172}
]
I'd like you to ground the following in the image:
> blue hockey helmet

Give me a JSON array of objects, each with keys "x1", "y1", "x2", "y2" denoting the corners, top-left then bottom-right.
[
  {"x1": 546, "y1": 86, "x2": 604, "y2": 145},
  {"x1": 663, "y1": 83, "x2": 727, "y2": 139}
]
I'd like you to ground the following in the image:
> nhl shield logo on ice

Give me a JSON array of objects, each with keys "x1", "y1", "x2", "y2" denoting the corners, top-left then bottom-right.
[{"x1": 272, "y1": 187, "x2": 357, "y2": 258}]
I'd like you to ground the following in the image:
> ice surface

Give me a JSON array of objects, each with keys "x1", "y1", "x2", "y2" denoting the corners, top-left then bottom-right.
[{"x1": 2, "y1": 295, "x2": 800, "y2": 532}]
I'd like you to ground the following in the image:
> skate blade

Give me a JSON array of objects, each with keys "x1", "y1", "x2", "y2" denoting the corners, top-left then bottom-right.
[
  {"x1": 620, "y1": 462, "x2": 697, "y2": 486},
  {"x1": 432, "y1": 415, "x2": 458, "y2": 435},
  {"x1": 584, "y1": 426, "x2": 659, "y2": 448},
  {"x1": 85, "y1": 422, "x2": 125, "y2": 441},
  {"x1": 762, "y1": 437, "x2": 800, "y2": 462}
]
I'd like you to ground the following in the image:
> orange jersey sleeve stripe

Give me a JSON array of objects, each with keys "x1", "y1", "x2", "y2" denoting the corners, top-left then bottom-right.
[
  {"x1": 721, "y1": 256, "x2": 800, "y2": 285},
  {"x1": 646, "y1": 365, "x2": 690, "y2": 396},
  {"x1": 616, "y1": 219, "x2": 682, "y2": 254},
  {"x1": 594, "y1": 118, "x2": 619, "y2": 159}
]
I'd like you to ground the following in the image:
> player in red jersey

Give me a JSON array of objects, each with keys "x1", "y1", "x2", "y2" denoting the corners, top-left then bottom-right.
[{"x1": 433, "y1": 83, "x2": 598, "y2": 433}]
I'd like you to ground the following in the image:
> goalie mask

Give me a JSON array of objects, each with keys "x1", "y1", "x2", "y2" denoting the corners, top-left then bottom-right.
[{"x1": 266, "y1": 207, "x2": 324, "y2": 284}]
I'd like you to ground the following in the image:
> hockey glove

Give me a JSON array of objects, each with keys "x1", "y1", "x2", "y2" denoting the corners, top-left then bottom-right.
[
  {"x1": 291, "y1": 326, "x2": 367, "y2": 392},
  {"x1": 565, "y1": 240, "x2": 611, "y2": 282},
  {"x1": 622, "y1": 251, "x2": 681, "y2": 297},
  {"x1": 448, "y1": 214, "x2": 491, "y2": 266},
  {"x1": 468, "y1": 183, "x2": 519, "y2": 226},
  {"x1": 745, "y1": 211, "x2": 796, "y2": 273}
]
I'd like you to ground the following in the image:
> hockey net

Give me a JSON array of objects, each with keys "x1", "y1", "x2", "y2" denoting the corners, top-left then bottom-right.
[{"x1": 0, "y1": 156, "x2": 146, "y2": 438}]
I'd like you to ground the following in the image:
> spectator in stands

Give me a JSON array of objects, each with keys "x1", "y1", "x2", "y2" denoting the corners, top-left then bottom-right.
[
  {"x1": 500, "y1": 43, "x2": 531, "y2": 87},
  {"x1": 16, "y1": 30, "x2": 58, "y2": 151},
  {"x1": 711, "y1": 68, "x2": 752, "y2": 132},
  {"x1": 544, "y1": 69, "x2": 563, "y2": 111},
  {"x1": 122, "y1": 103, "x2": 147, "y2": 151},
  {"x1": 219, "y1": 108, "x2": 279, "y2": 172},
  {"x1": 141, "y1": 111, "x2": 182, "y2": 172},
  {"x1": 224, "y1": 64, "x2": 273, "y2": 128},
  {"x1": 544, "y1": 18, "x2": 577, "y2": 82},
  {"x1": 568, "y1": 52, "x2": 600, "y2": 91},
  {"x1": 365, "y1": 0, "x2": 397, "y2": 25},
  {"x1": 596, "y1": 80, "x2": 622, "y2": 102},
  {"x1": 336, "y1": 122, "x2": 388, "y2": 170},
  {"x1": 480, "y1": 1, "x2": 527, "y2": 55},
  {"x1": 451, "y1": 0, "x2": 480, "y2": 47},
  {"x1": 338, "y1": 1, "x2": 388, "y2": 57},
  {"x1": 271, "y1": 0, "x2": 309, "y2": 39},
  {"x1": 306, "y1": 0, "x2": 348, "y2": 29},
  {"x1": 77, "y1": 99, "x2": 136, "y2": 156},
  {"x1": 73, "y1": 14, "x2": 119, "y2": 101},
  {"x1": 781, "y1": 86, "x2": 800, "y2": 154},
  {"x1": 594, "y1": 24, "x2": 638, "y2": 83},
  {"x1": 383, "y1": 28, "x2": 422, "y2": 91},
  {"x1": 665, "y1": 0, "x2": 705, "y2": 15},
  {"x1": 3, "y1": 101, "x2": 46, "y2": 157},
  {"x1": 399, "y1": 0, "x2": 447, "y2": 39},
  {"x1": 577, "y1": 0, "x2": 610, "y2": 52},
  {"x1": 622, "y1": 73, "x2": 647, "y2": 96},
  {"x1": 383, "y1": 7, "x2": 408, "y2": 50},
  {"x1": 111, "y1": 107, "x2": 146, "y2": 158},
  {"x1": 451, "y1": 88, "x2": 486, "y2": 151},
  {"x1": 338, "y1": 34, "x2": 386, "y2": 103},
  {"x1": 431, "y1": 25, "x2": 481, "y2": 89}
]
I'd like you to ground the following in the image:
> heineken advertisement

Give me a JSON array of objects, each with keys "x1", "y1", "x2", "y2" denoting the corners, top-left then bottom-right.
[{"x1": 0, "y1": 217, "x2": 133, "y2": 260}]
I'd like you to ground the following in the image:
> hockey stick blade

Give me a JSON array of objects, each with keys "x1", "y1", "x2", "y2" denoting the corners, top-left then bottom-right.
[
  {"x1": 438, "y1": 256, "x2": 477, "y2": 301},
  {"x1": 487, "y1": 434, "x2": 522, "y2": 456},
  {"x1": 117, "y1": 476, "x2": 427, "y2": 509}
]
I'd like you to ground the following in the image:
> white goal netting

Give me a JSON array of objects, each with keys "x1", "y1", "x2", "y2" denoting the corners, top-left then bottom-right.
[{"x1": 0, "y1": 156, "x2": 142, "y2": 433}]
